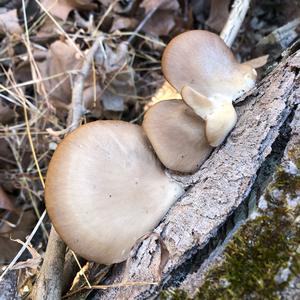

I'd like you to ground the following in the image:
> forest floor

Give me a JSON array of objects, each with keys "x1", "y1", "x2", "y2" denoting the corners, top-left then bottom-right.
[{"x1": 0, "y1": 0, "x2": 299, "y2": 299}]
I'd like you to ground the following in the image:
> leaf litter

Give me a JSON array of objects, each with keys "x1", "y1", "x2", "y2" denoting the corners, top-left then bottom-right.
[{"x1": 0, "y1": 0, "x2": 298, "y2": 298}]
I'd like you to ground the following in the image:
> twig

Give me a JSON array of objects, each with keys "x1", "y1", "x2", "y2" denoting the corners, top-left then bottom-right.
[
  {"x1": 33, "y1": 229, "x2": 66, "y2": 299},
  {"x1": 68, "y1": 36, "x2": 104, "y2": 131},
  {"x1": 0, "y1": 211, "x2": 47, "y2": 282},
  {"x1": 127, "y1": 7, "x2": 159, "y2": 44},
  {"x1": 220, "y1": 0, "x2": 251, "y2": 47},
  {"x1": 34, "y1": 36, "x2": 105, "y2": 299}
]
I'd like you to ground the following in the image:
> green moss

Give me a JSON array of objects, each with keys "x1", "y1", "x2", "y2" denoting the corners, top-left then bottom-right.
[{"x1": 162, "y1": 150, "x2": 300, "y2": 300}]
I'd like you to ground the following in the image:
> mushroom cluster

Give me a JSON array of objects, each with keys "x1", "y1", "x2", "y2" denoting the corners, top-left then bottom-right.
[{"x1": 45, "y1": 30, "x2": 257, "y2": 265}]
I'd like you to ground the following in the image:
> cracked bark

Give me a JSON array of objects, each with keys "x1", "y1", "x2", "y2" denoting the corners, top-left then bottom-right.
[{"x1": 92, "y1": 48, "x2": 300, "y2": 300}]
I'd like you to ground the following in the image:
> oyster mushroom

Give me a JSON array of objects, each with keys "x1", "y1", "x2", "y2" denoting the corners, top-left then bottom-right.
[
  {"x1": 45, "y1": 121, "x2": 183, "y2": 265},
  {"x1": 143, "y1": 100, "x2": 212, "y2": 172},
  {"x1": 161, "y1": 30, "x2": 257, "y2": 146}
]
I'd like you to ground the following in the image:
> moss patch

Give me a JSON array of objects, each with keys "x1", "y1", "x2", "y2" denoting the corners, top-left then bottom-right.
[{"x1": 162, "y1": 154, "x2": 300, "y2": 300}]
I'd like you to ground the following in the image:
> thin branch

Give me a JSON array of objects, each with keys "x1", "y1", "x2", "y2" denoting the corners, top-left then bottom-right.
[
  {"x1": 34, "y1": 36, "x2": 105, "y2": 299},
  {"x1": 33, "y1": 229, "x2": 66, "y2": 299},
  {"x1": 68, "y1": 36, "x2": 104, "y2": 131},
  {"x1": 220, "y1": 0, "x2": 251, "y2": 47}
]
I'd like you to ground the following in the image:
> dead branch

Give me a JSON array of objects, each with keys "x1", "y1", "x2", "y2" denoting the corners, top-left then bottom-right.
[
  {"x1": 220, "y1": 0, "x2": 251, "y2": 47},
  {"x1": 33, "y1": 229, "x2": 66, "y2": 299},
  {"x1": 33, "y1": 36, "x2": 104, "y2": 300},
  {"x1": 91, "y1": 48, "x2": 300, "y2": 300}
]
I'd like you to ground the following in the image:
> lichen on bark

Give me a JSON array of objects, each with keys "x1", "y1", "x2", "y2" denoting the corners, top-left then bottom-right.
[{"x1": 162, "y1": 146, "x2": 300, "y2": 300}]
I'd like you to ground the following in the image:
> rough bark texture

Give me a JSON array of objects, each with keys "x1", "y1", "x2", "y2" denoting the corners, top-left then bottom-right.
[
  {"x1": 0, "y1": 270, "x2": 20, "y2": 300},
  {"x1": 92, "y1": 48, "x2": 300, "y2": 300},
  {"x1": 180, "y1": 102, "x2": 300, "y2": 296}
]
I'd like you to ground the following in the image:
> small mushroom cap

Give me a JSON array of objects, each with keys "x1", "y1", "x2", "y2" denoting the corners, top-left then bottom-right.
[
  {"x1": 142, "y1": 100, "x2": 213, "y2": 173},
  {"x1": 45, "y1": 121, "x2": 183, "y2": 265},
  {"x1": 181, "y1": 86, "x2": 237, "y2": 147},
  {"x1": 162, "y1": 30, "x2": 257, "y2": 101}
]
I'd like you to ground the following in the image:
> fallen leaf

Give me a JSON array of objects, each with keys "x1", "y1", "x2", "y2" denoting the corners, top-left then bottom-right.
[
  {"x1": 11, "y1": 239, "x2": 41, "y2": 270},
  {"x1": 95, "y1": 41, "x2": 129, "y2": 75},
  {"x1": 110, "y1": 16, "x2": 138, "y2": 32},
  {"x1": 0, "y1": 186, "x2": 15, "y2": 211},
  {"x1": 143, "y1": 10, "x2": 176, "y2": 36},
  {"x1": 41, "y1": 0, "x2": 97, "y2": 21},
  {"x1": 98, "y1": 0, "x2": 135, "y2": 14},
  {"x1": 206, "y1": 0, "x2": 230, "y2": 32},
  {"x1": 140, "y1": 0, "x2": 179, "y2": 13},
  {"x1": 140, "y1": 0, "x2": 179, "y2": 36},
  {"x1": 101, "y1": 66, "x2": 136, "y2": 113},
  {"x1": 0, "y1": 139, "x2": 15, "y2": 170},
  {"x1": 0, "y1": 210, "x2": 36, "y2": 264},
  {"x1": 0, "y1": 100, "x2": 16, "y2": 125},
  {"x1": 102, "y1": 90, "x2": 125, "y2": 112},
  {"x1": 37, "y1": 40, "x2": 82, "y2": 107},
  {"x1": 0, "y1": 9, "x2": 22, "y2": 35}
]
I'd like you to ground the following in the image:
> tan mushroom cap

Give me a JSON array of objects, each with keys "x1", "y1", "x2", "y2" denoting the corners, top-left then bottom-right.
[
  {"x1": 181, "y1": 86, "x2": 237, "y2": 147},
  {"x1": 162, "y1": 30, "x2": 257, "y2": 101},
  {"x1": 142, "y1": 100, "x2": 213, "y2": 173},
  {"x1": 45, "y1": 121, "x2": 183, "y2": 265}
]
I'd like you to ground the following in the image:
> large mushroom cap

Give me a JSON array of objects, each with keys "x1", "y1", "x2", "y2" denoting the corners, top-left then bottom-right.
[
  {"x1": 162, "y1": 30, "x2": 256, "y2": 101},
  {"x1": 142, "y1": 100, "x2": 212, "y2": 173},
  {"x1": 45, "y1": 121, "x2": 183, "y2": 265}
]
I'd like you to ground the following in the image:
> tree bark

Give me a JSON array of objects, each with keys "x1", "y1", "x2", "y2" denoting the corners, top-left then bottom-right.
[{"x1": 92, "y1": 48, "x2": 300, "y2": 299}]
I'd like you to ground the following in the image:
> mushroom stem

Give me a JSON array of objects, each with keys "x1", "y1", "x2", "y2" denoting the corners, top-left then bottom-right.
[
  {"x1": 220, "y1": 0, "x2": 251, "y2": 47},
  {"x1": 181, "y1": 86, "x2": 237, "y2": 147}
]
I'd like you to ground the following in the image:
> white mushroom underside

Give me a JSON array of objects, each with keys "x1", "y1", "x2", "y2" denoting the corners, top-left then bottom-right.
[{"x1": 45, "y1": 121, "x2": 184, "y2": 265}]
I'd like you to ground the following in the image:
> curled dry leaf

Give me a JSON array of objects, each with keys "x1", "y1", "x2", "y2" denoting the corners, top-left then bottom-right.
[
  {"x1": 95, "y1": 41, "x2": 129, "y2": 75},
  {"x1": 11, "y1": 239, "x2": 41, "y2": 271},
  {"x1": 0, "y1": 100, "x2": 16, "y2": 125},
  {"x1": 140, "y1": 0, "x2": 180, "y2": 36},
  {"x1": 37, "y1": 40, "x2": 81, "y2": 108},
  {"x1": 41, "y1": 0, "x2": 97, "y2": 21},
  {"x1": 37, "y1": 40, "x2": 102, "y2": 114},
  {"x1": 98, "y1": 0, "x2": 136, "y2": 14},
  {"x1": 0, "y1": 210, "x2": 36, "y2": 264},
  {"x1": 206, "y1": 0, "x2": 231, "y2": 32},
  {"x1": 102, "y1": 67, "x2": 136, "y2": 111},
  {"x1": 0, "y1": 186, "x2": 15, "y2": 211},
  {"x1": 110, "y1": 16, "x2": 138, "y2": 32},
  {"x1": 140, "y1": 0, "x2": 179, "y2": 13},
  {"x1": 0, "y1": 9, "x2": 22, "y2": 35}
]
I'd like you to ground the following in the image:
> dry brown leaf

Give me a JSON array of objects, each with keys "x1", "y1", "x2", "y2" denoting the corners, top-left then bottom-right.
[
  {"x1": 42, "y1": 0, "x2": 97, "y2": 21},
  {"x1": 0, "y1": 100, "x2": 16, "y2": 125},
  {"x1": 140, "y1": 0, "x2": 179, "y2": 36},
  {"x1": 101, "y1": 67, "x2": 136, "y2": 113},
  {"x1": 110, "y1": 16, "x2": 138, "y2": 32},
  {"x1": 0, "y1": 210, "x2": 36, "y2": 264},
  {"x1": 0, "y1": 139, "x2": 15, "y2": 170},
  {"x1": 206, "y1": 0, "x2": 231, "y2": 32},
  {"x1": 140, "y1": 0, "x2": 179, "y2": 13},
  {"x1": 34, "y1": 16, "x2": 60, "y2": 45},
  {"x1": 37, "y1": 40, "x2": 82, "y2": 107},
  {"x1": 11, "y1": 239, "x2": 41, "y2": 270},
  {"x1": 0, "y1": 9, "x2": 22, "y2": 35},
  {"x1": 95, "y1": 41, "x2": 129, "y2": 75},
  {"x1": 0, "y1": 186, "x2": 15, "y2": 211},
  {"x1": 144, "y1": 10, "x2": 176, "y2": 36}
]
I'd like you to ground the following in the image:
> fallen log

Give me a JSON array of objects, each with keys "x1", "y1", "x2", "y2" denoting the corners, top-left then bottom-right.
[{"x1": 92, "y1": 46, "x2": 300, "y2": 299}]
